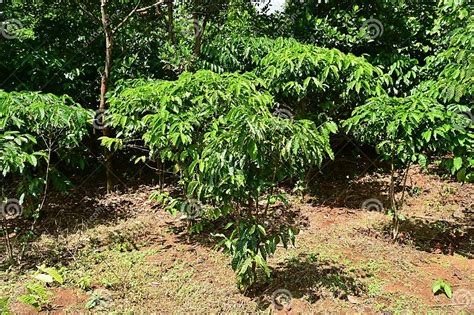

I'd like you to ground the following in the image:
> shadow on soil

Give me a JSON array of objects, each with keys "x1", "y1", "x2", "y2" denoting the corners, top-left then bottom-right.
[
  {"x1": 252, "y1": 253, "x2": 367, "y2": 310},
  {"x1": 170, "y1": 203, "x2": 310, "y2": 248},
  {"x1": 1, "y1": 172, "x2": 161, "y2": 270},
  {"x1": 393, "y1": 217, "x2": 473, "y2": 259},
  {"x1": 305, "y1": 151, "x2": 391, "y2": 210}
]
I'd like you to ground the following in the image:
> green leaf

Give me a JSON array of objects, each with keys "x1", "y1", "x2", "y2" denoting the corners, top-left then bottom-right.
[
  {"x1": 248, "y1": 141, "x2": 258, "y2": 160},
  {"x1": 453, "y1": 157, "x2": 463, "y2": 172},
  {"x1": 254, "y1": 254, "x2": 271, "y2": 278},
  {"x1": 238, "y1": 257, "x2": 253, "y2": 276},
  {"x1": 443, "y1": 284, "x2": 452, "y2": 299},
  {"x1": 34, "y1": 274, "x2": 54, "y2": 284},
  {"x1": 432, "y1": 279, "x2": 452, "y2": 298},
  {"x1": 37, "y1": 266, "x2": 64, "y2": 284}
]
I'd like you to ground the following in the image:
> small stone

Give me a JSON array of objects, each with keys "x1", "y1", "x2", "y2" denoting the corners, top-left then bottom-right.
[
  {"x1": 452, "y1": 210, "x2": 464, "y2": 219},
  {"x1": 347, "y1": 295, "x2": 361, "y2": 304}
]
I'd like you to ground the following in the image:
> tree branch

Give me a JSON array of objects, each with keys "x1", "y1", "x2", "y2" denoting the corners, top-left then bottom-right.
[
  {"x1": 112, "y1": 0, "x2": 143, "y2": 34},
  {"x1": 136, "y1": 0, "x2": 166, "y2": 13},
  {"x1": 75, "y1": 0, "x2": 101, "y2": 23}
]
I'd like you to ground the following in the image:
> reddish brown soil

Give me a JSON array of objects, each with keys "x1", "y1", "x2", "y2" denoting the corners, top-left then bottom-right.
[{"x1": 2, "y1": 166, "x2": 473, "y2": 313}]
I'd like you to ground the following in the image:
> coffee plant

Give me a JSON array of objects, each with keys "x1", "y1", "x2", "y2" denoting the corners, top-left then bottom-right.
[
  {"x1": 0, "y1": 0, "x2": 471, "y2": 298},
  {"x1": 102, "y1": 67, "x2": 337, "y2": 287},
  {"x1": 344, "y1": 95, "x2": 473, "y2": 237},
  {"x1": 0, "y1": 90, "x2": 91, "y2": 260}
]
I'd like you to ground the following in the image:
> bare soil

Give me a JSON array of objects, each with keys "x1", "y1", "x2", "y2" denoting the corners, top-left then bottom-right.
[{"x1": 1, "y1": 165, "x2": 473, "y2": 313}]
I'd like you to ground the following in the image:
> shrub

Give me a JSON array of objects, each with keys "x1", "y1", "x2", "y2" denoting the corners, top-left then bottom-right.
[
  {"x1": 344, "y1": 95, "x2": 473, "y2": 237},
  {"x1": 103, "y1": 69, "x2": 336, "y2": 288},
  {"x1": 0, "y1": 91, "x2": 91, "y2": 216}
]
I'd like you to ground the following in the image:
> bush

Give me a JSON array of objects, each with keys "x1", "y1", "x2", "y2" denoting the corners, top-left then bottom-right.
[
  {"x1": 0, "y1": 91, "x2": 92, "y2": 217},
  {"x1": 344, "y1": 94, "x2": 473, "y2": 237},
  {"x1": 103, "y1": 69, "x2": 337, "y2": 288}
]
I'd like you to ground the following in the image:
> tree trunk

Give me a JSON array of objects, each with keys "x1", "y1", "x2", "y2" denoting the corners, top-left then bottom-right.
[
  {"x1": 389, "y1": 152, "x2": 399, "y2": 240},
  {"x1": 100, "y1": 0, "x2": 114, "y2": 193},
  {"x1": 167, "y1": 0, "x2": 175, "y2": 44},
  {"x1": 193, "y1": 13, "x2": 207, "y2": 57},
  {"x1": 399, "y1": 162, "x2": 411, "y2": 209},
  {"x1": 2, "y1": 221, "x2": 13, "y2": 262}
]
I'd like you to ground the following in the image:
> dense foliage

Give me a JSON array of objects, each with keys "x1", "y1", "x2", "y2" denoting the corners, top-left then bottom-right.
[
  {"x1": 0, "y1": 91, "x2": 91, "y2": 218},
  {"x1": 0, "y1": 0, "x2": 472, "y2": 289},
  {"x1": 102, "y1": 68, "x2": 337, "y2": 287}
]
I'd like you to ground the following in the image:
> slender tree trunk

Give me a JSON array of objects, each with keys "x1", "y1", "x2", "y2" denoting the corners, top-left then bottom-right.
[
  {"x1": 255, "y1": 194, "x2": 259, "y2": 214},
  {"x1": 38, "y1": 141, "x2": 52, "y2": 212},
  {"x1": 157, "y1": 159, "x2": 164, "y2": 191},
  {"x1": 264, "y1": 169, "x2": 277, "y2": 217},
  {"x1": 389, "y1": 152, "x2": 399, "y2": 240},
  {"x1": 399, "y1": 162, "x2": 411, "y2": 209},
  {"x1": 100, "y1": 0, "x2": 114, "y2": 193},
  {"x1": 264, "y1": 186, "x2": 273, "y2": 218},
  {"x1": 389, "y1": 163, "x2": 396, "y2": 211},
  {"x1": 193, "y1": 13, "x2": 207, "y2": 57},
  {"x1": 167, "y1": 0, "x2": 175, "y2": 44},
  {"x1": 2, "y1": 220, "x2": 13, "y2": 262}
]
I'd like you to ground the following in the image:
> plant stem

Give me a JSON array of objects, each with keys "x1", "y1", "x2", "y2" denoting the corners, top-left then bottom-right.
[
  {"x1": 2, "y1": 220, "x2": 13, "y2": 262},
  {"x1": 399, "y1": 162, "x2": 411, "y2": 209},
  {"x1": 18, "y1": 142, "x2": 53, "y2": 264},
  {"x1": 389, "y1": 151, "x2": 399, "y2": 240}
]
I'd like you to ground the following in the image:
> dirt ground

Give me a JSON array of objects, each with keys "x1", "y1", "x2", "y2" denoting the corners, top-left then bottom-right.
[{"x1": 1, "y1": 164, "x2": 473, "y2": 314}]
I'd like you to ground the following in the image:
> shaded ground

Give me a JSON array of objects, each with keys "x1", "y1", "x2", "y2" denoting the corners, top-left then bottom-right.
[{"x1": 0, "y1": 166, "x2": 473, "y2": 313}]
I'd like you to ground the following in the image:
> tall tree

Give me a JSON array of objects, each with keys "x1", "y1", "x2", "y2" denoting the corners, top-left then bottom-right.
[{"x1": 78, "y1": 0, "x2": 166, "y2": 192}]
